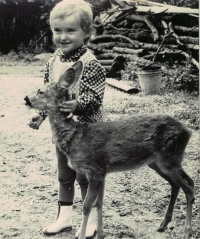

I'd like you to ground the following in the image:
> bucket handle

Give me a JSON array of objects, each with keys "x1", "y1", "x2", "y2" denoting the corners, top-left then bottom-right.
[{"x1": 140, "y1": 32, "x2": 173, "y2": 71}]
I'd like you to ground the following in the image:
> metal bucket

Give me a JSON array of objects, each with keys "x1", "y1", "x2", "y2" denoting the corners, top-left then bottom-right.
[{"x1": 137, "y1": 66, "x2": 162, "y2": 95}]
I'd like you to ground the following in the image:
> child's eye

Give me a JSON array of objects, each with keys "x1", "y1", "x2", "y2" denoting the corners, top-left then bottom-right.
[
  {"x1": 68, "y1": 29, "x2": 75, "y2": 33},
  {"x1": 54, "y1": 28, "x2": 61, "y2": 33}
]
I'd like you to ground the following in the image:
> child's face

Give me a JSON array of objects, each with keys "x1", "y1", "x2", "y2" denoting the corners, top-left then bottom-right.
[{"x1": 52, "y1": 13, "x2": 88, "y2": 54}]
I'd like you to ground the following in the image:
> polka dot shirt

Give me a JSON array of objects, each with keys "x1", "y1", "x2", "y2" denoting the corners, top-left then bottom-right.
[{"x1": 43, "y1": 45, "x2": 106, "y2": 123}]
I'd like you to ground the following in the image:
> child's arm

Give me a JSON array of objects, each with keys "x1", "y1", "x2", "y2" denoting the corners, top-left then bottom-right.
[
  {"x1": 75, "y1": 60, "x2": 106, "y2": 115},
  {"x1": 59, "y1": 60, "x2": 106, "y2": 116}
]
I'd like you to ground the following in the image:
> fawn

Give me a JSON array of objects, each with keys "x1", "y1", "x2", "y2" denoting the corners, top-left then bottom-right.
[{"x1": 24, "y1": 61, "x2": 194, "y2": 239}]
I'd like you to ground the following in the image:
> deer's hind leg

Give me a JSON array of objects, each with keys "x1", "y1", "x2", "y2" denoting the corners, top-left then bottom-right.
[
  {"x1": 155, "y1": 163, "x2": 194, "y2": 239},
  {"x1": 148, "y1": 162, "x2": 180, "y2": 232},
  {"x1": 79, "y1": 179, "x2": 104, "y2": 239}
]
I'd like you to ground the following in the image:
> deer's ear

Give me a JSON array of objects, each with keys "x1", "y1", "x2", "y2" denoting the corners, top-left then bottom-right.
[
  {"x1": 59, "y1": 68, "x2": 75, "y2": 88},
  {"x1": 58, "y1": 61, "x2": 83, "y2": 88},
  {"x1": 72, "y1": 61, "x2": 83, "y2": 83}
]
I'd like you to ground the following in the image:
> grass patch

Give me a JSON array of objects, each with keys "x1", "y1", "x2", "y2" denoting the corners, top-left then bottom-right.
[{"x1": 104, "y1": 85, "x2": 199, "y2": 130}]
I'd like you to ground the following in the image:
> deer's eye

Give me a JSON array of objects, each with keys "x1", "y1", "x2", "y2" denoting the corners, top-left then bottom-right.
[{"x1": 37, "y1": 89, "x2": 43, "y2": 95}]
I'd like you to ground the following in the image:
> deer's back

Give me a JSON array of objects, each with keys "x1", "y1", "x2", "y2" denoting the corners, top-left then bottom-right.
[{"x1": 68, "y1": 115, "x2": 191, "y2": 179}]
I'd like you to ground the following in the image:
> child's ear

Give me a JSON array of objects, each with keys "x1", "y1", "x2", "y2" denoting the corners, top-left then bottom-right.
[
  {"x1": 59, "y1": 68, "x2": 75, "y2": 88},
  {"x1": 72, "y1": 61, "x2": 83, "y2": 82}
]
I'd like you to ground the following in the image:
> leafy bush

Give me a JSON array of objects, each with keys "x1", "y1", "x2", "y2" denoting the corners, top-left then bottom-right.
[
  {"x1": 162, "y1": 59, "x2": 199, "y2": 94},
  {"x1": 121, "y1": 58, "x2": 199, "y2": 94}
]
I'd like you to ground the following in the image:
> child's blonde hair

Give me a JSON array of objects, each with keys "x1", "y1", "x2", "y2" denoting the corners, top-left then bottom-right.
[{"x1": 50, "y1": 0, "x2": 93, "y2": 35}]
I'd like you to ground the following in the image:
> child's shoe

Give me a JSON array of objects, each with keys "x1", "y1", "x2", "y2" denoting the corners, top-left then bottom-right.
[{"x1": 43, "y1": 202, "x2": 72, "y2": 235}]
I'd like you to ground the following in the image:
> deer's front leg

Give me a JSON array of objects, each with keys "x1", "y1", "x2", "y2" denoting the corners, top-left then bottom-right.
[
  {"x1": 95, "y1": 178, "x2": 105, "y2": 239},
  {"x1": 78, "y1": 179, "x2": 103, "y2": 239}
]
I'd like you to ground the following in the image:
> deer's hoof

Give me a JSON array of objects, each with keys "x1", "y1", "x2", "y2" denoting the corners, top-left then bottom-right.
[{"x1": 157, "y1": 227, "x2": 166, "y2": 232}]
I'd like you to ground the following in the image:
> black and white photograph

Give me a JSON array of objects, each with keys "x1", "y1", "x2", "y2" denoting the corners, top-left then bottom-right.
[{"x1": 0, "y1": 0, "x2": 199, "y2": 238}]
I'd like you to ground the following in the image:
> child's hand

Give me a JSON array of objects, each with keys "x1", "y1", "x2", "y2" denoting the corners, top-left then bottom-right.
[
  {"x1": 58, "y1": 100, "x2": 79, "y2": 114},
  {"x1": 28, "y1": 113, "x2": 44, "y2": 130}
]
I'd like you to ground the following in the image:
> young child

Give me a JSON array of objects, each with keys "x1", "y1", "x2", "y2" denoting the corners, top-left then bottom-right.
[{"x1": 29, "y1": 0, "x2": 106, "y2": 238}]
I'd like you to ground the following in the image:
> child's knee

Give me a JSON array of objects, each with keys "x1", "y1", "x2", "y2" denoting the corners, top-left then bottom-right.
[{"x1": 58, "y1": 167, "x2": 76, "y2": 186}]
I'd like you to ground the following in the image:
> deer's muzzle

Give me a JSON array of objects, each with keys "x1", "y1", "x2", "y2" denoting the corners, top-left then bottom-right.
[{"x1": 24, "y1": 96, "x2": 32, "y2": 107}]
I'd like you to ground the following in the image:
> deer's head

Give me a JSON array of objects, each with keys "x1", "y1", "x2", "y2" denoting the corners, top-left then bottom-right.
[{"x1": 24, "y1": 61, "x2": 82, "y2": 113}]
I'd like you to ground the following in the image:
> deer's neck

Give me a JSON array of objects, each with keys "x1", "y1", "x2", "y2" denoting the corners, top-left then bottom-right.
[{"x1": 48, "y1": 112, "x2": 79, "y2": 153}]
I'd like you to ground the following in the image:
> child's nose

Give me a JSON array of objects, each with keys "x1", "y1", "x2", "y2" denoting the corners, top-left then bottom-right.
[{"x1": 61, "y1": 33, "x2": 68, "y2": 40}]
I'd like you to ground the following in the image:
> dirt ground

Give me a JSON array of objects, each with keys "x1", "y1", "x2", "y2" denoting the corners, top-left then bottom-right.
[{"x1": 0, "y1": 66, "x2": 199, "y2": 239}]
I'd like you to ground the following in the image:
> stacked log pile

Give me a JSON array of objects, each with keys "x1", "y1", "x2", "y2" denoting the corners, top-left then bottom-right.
[{"x1": 87, "y1": 0, "x2": 199, "y2": 78}]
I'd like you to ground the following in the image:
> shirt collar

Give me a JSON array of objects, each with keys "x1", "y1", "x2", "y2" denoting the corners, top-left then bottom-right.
[{"x1": 53, "y1": 44, "x2": 87, "y2": 62}]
